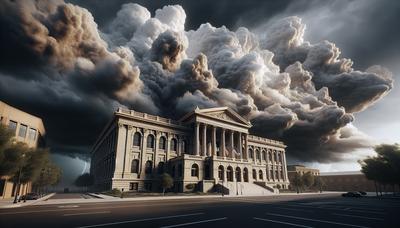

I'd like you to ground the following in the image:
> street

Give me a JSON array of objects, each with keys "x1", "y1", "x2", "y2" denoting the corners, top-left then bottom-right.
[{"x1": 0, "y1": 193, "x2": 399, "y2": 228}]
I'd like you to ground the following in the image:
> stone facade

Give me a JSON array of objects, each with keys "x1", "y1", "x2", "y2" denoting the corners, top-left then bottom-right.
[
  {"x1": 90, "y1": 107, "x2": 289, "y2": 194},
  {"x1": 0, "y1": 101, "x2": 46, "y2": 199}
]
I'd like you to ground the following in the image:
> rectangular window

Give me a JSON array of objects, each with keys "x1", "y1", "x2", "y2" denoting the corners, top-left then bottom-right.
[
  {"x1": 18, "y1": 124, "x2": 27, "y2": 138},
  {"x1": 8, "y1": 120, "x2": 17, "y2": 134},
  {"x1": 129, "y1": 182, "x2": 138, "y2": 191},
  {"x1": 28, "y1": 128, "x2": 37, "y2": 141}
]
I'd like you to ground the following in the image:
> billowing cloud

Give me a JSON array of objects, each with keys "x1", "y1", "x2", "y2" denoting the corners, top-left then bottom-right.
[{"x1": 0, "y1": 0, "x2": 393, "y2": 163}]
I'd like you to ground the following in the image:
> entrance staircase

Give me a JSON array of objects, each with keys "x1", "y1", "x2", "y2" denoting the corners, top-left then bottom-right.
[{"x1": 223, "y1": 182, "x2": 276, "y2": 196}]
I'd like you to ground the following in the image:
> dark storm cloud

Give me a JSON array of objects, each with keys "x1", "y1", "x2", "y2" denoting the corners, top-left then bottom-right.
[{"x1": 0, "y1": 0, "x2": 395, "y2": 163}]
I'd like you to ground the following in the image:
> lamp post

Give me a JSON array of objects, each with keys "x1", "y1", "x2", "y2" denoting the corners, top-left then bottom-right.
[{"x1": 13, "y1": 153, "x2": 25, "y2": 204}]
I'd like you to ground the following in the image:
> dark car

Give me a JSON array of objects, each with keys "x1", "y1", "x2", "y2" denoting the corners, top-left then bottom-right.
[
  {"x1": 20, "y1": 193, "x2": 40, "y2": 200},
  {"x1": 342, "y1": 192, "x2": 362, "y2": 197},
  {"x1": 358, "y1": 191, "x2": 367, "y2": 196}
]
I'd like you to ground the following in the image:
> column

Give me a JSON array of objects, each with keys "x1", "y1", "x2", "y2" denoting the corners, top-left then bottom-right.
[
  {"x1": 211, "y1": 126, "x2": 217, "y2": 156},
  {"x1": 194, "y1": 122, "x2": 200, "y2": 155},
  {"x1": 166, "y1": 133, "x2": 170, "y2": 161},
  {"x1": 238, "y1": 132, "x2": 242, "y2": 160},
  {"x1": 244, "y1": 134, "x2": 248, "y2": 160},
  {"x1": 282, "y1": 151, "x2": 289, "y2": 182},
  {"x1": 123, "y1": 126, "x2": 133, "y2": 175},
  {"x1": 230, "y1": 131, "x2": 234, "y2": 158},
  {"x1": 115, "y1": 123, "x2": 127, "y2": 178},
  {"x1": 139, "y1": 129, "x2": 148, "y2": 178},
  {"x1": 153, "y1": 131, "x2": 159, "y2": 169},
  {"x1": 202, "y1": 123, "x2": 207, "y2": 156},
  {"x1": 221, "y1": 128, "x2": 226, "y2": 158}
]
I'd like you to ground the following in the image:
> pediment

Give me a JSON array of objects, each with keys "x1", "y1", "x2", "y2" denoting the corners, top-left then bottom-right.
[{"x1": 196, "y1": 107, "x2": 251, "y2": 126}]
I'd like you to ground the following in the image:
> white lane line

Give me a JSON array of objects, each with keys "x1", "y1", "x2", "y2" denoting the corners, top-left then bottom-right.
[
  {"x1": 160, "y1": 217, "x2": 227, "y2": 228},
  {"x1": 346, "y1": 209, "x2": 385, "y2": 215},
  {"x1": 75, "y1": 212, "x2": 204, "y2": 228},
  {"x1": 254, "y1": 217, "x2": 314, "y2": 228},
  {"x1": 58, "y1": 205, "x2": 80, "y2": 208},
  {"x1": 275, "y1": 207, "x2": 313, "y2": 213},
  {"x1": 267, "y1": 213, "x2": 371, "y2": 228},
  {"x1": 64, "y1": 211, "x2": 110, "y2": 216},
  {"x1": 286, "y1": 204, "x2": 385, "y2": 214},
  {"x1": 331, "y1": 213, "x2": 384, "y2": 221}
]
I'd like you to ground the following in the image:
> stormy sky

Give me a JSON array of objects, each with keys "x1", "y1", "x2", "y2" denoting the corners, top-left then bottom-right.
[{"x1": 0, "y1": 0, "x2": 398, "y2": 186}]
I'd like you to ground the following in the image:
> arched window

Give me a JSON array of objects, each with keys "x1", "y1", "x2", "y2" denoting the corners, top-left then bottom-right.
[
  {"x1": 145, "y1": 160, "x2": 152, "y2": 174},
  {"x1": 170, "y1": 138, "x2": 177, "y2": 151},
  {"x1": 248, "y1": 148, "x2": 253, "y2": 159},
  {"x1": 159, "y1": 136, "x2": 166, "y2": 150},
  {"x1": 131, "y1": 159, "x2": 139, "y2": 173},
  {"x1": 275, "y1": 170, "x2": 279, "y2": 180},
  {"x1": 269, "y1": 152, "x2": 272, "y2": 162},
  {"x1": 259, "y1": 170, "x2": 263, "y2": 180},
  {"x1": 191, "y1": 164, "x2": 199, "y2": 177},
  {"x1": 147, "y1": 135, "x2": 155, "y2": 148},
  {"x1": 243, "y1": 168, "x2": 249, "y2": 182},
  {"x1": 278, "y1": 153, "x2": 282, "y2": 163},
  {"x1": 133, "y1": 132, "x2": 141, "y2": 147},
  {"x1": 256, "y1": 150, "x2": 261, "y2": 160},
  {"x1": 252, "y1": 169, "x2": 257, "y2": 180},
  {"x1": 262, "y1": 150, "x2": 267, "y2": 161},
  {"x1": 274, "y1": 151, "x2": 277, "y2": 162},
  {"x1": 218, "y1": 165, "x2": 224, "y2": 180},
  {"x1": 270, "y1": 170, "x2": 274, "y2": 179},
  {"x1": 157, "y1": 162, "x2": 165, "y2": 174},
  {"x1": 235, "y1": 167, "x2": 241, "y2": 182},
  {"x1": 227, "y1": 166, "x2": 233, "y2": 182}
]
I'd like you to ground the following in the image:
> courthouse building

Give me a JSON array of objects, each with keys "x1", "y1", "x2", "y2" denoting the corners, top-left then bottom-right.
[
  {"x1": 0, "y1": 101, "x2": 45, "y2": 199},
  {"x1": 91, "y1": 107, "x2": 289, "y2": 195}
]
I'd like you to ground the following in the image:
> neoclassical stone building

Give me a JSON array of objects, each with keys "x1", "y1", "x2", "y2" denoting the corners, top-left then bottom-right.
[{"x1": 90, "y1": 107, "x2": 289, "y2": 195}]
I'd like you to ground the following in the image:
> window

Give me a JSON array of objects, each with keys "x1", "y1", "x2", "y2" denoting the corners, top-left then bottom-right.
[
  {"x1": 171, "y1": 165, "x2": 176, "y2": 177},
  {"x1": 147, "y1": 135, "x2": 155, "y2": 148},
  {"x1": 18, "y1": 124, "x2": 27, "y2": 138},
  {"x1": 252, "y1": 169, "x2": 257, "y2": 180},
  {"x1": 278, "y1": 153, "x2": 282, "y2": 163},
  {"x1": 133, "y1": 132, "x2": 141, "y2": 146},
  {"x1": 270, "y1": 170, "x2": 273, "y2": 179},
  {"x1": 274, "y1": 152, "x2": 277, "y2": 162},
  {"x1": 181, "y1": 140, "x2": 187, "y2": 153},
  {"x1": 8, "y1": 120, "x2": 17, "y2": 134},
  {"x1": 235, "y1": 167, "x2": 241, "y2": 182},
  {"x1": 159, "y1": 136, "x2": 166, "y2": 150},
  {"x1": 243, "y1": 168, "x2": 249, "y2": 182},
  {"x1": 28, "y1": 128, "x2": 37, "y2": 141},
  {"x1": 158, "y1": 162, "x2": 165, "y2": 174},
  {"x1": 262, "y1": 150, "x2": 267, "y2": 161},
  {"x1": 259, "y1": 170, "x2": 263, "y2": 180},
  {"x1": 129, "y1": 182, "x2": 138, "y2": 191},
  {"x1": 145, "y1": 161, "x2": 152, "y2": 174},
  {"x1": 226, "y1": 166, "x2": 233, "y2": 182},
  {"x1": 269, "y1": 152, "x2": 272, "y2": 162},
  {"x1": 191, "y1": 164, "x2": 199, "y2": 177},
  {"x1": 248, "y1": 149, "x2": 253, "y2": 159},
  {"x1": 256, "y1": 150, "x2": 261, "y2": 160},
  {"x1": 170, "y1": 138, "x2": 177, "y2": 151},
  {"x1": 131, "y1": 159, "x2": 139, "y2": 173},
  {"x1": 218, "y1": 165, "x2": 224, "y2": 180}
]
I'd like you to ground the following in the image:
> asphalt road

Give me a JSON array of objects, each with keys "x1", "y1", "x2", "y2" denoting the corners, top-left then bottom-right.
[{"x1": 0, "y1": 193, "x2": 399, "y2": 228}]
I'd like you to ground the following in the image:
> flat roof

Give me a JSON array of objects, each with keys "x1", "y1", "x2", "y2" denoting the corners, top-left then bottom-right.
[{"x1": 320, "y1": 171, "x2": 362, "y2": 176}]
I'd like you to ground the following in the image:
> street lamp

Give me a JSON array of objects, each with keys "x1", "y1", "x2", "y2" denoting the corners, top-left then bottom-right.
[{"x1": 13, "y1": 153, "x2": 25, "y2": 204}]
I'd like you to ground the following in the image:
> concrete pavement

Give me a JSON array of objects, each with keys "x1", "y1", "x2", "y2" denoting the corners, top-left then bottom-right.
[{"x1": 0, "y1": 193, "x2": 399, "y2": 227}]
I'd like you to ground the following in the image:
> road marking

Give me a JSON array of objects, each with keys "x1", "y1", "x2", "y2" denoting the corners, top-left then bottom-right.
[
  {"x1": 58, "y1": 205, "x2": 79, "y2": 208},
  {"x1": 275, "y1": 207, "x2": 313, "y2": 213},
  {"x1": 160, "y1": 217, "x2": 227, "y2": 228},
  {"x1": 64, "y1": 211, "x2": 110, "y2": 216},
  {"x1": 75, "y1": 212, "x2": 204, "y2": 228},
  {"x1": 267, "y1": 213, "x2": 371, "y2": 228},
  {"x1": 254, "y1": 217, "x2": 314, "y2": 228},
  {"x1": 286, "y1": 204, "x2": 385, "y2": 214},
  {"x1": 346, "y1": 209, "x2": 385, "y2": 215},
  {"x1": 331, "y1": 213, "x2": 384, "y2": 221}
]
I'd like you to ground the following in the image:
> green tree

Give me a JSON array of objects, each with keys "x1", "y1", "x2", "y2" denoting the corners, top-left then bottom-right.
[
  {"x1": 0, "y1": 141, "x2": 27, "y2": 176},
  {"x1": 160, "y1": 173, "x2": 174, "y2": 195},
  {"x1": 75, "y1": 173, "x2": 94, "y2": 192},
  {"x1": 291, "y1": 172, "x2": 303, "y2": 194},
  {"x1": 302, "y1": 172, "x2": 315, "y2": 190},
  {"x1": 33, "y1": 158, "x2": 62, "y2": 194}
]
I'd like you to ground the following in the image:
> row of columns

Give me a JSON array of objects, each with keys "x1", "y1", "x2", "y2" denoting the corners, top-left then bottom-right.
[{"x1": 193, "y1": 122, "x2": 247, "y2": 159}]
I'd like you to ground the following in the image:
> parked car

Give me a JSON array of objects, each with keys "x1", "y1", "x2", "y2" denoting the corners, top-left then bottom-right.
[
  {"x1": 358, "y1": 191, "x2": 367, "y2": 196},
  {"x1": 342, "y1": 192, "x2": 362, "y2": 197},
  {"x1": 20, "y1": 193, "x2": 40, "y2": 200}
]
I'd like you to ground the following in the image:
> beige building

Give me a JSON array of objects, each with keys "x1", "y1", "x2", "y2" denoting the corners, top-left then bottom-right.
[
  {"x1": 91, "y1": 107, "x2": 289, "y2": 195},
  {"x1": 287, "y1": 165, "x2": 320, "y2": 177},
  {"x1": 0, "y1": 101, "x2": 46, "y2": 199}
]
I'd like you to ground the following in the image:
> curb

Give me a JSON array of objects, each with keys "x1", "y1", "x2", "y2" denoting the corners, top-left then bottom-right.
[{"x1": 0, "y1": 193, "x2": 55, "y2": 209}]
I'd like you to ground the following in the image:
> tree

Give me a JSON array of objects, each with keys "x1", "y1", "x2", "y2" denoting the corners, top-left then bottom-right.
[
  {"x1": 302, "y1": 172, "x2": 315, "y2": 190},
  {"x1": 313, "y1": 176, "x2": 326, "y2": 193},
  {"x1": 0, "y1": 141, "x2": 27, "y2": 176},
  {"x1": 75, "y1": 173, "x2": 94, "y2": 192},
  {"x1": 33, "y1": 158, "x2": 62, "y2": 194},
  {"x1": 360, "y1": 143, "x2": 400, "y2": 196},
  {"x1": 291, "y1": 172, "x2": 304, "y2": 193},
  {"x1": 160, "y1": 173, "x2": 173, "y2": 195}
]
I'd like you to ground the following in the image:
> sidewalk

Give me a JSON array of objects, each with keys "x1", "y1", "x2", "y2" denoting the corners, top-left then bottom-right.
[{"x1": 0, "y1": 193, "x2": 55, "y2": 209}]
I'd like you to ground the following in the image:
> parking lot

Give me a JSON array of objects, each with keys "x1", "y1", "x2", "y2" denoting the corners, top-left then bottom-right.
[{"x1": 0, "y1": 193, "x2": 398, "y2": 227}]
